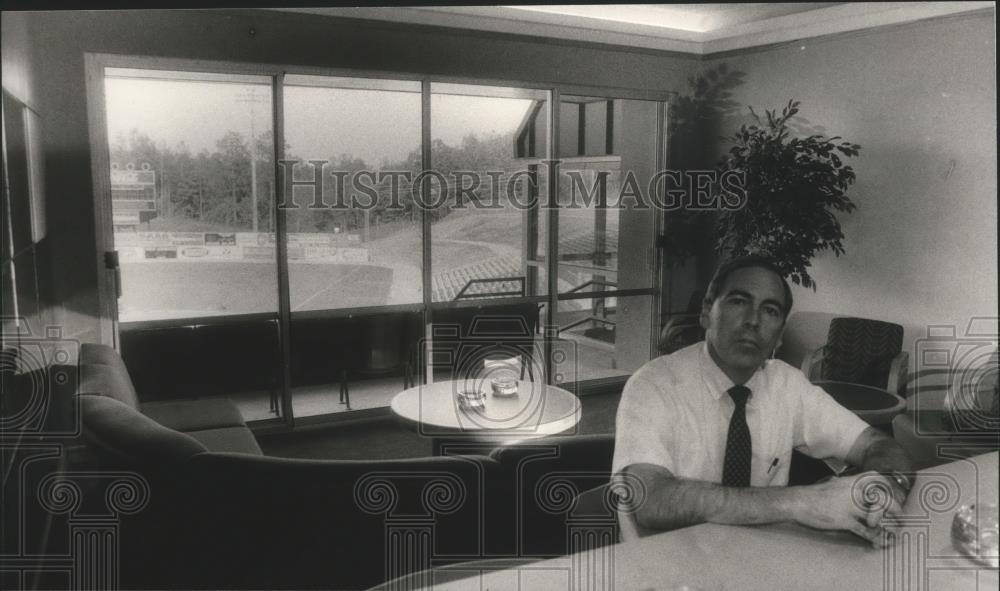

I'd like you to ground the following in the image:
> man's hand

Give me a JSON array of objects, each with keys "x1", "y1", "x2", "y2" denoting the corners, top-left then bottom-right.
[
  {"x1": 788, "y1": 472, "x2": 903, "y2": 548},
  {"x1": 845, "y1": 426, "x2": 915, "y2": 507}
]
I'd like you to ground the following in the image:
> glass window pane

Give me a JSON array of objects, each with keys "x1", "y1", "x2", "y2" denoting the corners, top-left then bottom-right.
[
  {"x1": 3, "y1": 91, "x2": 32, "y2": 255},
  {"x1": 105, "y1": 68, "x2": 277, "y2": 321},
  {"x1": 549, "y1": 294, "x2": 654, "y2": 383},
  {"x1": 104, "y1": 67, "x2": 283, "y2": 422},
  {"x1": 288, "y1": 311, "x2": 421, "y2": 418},
  {"x1": 282, "y1": 76, "x2": 422, "y2": 419},
  {"x1": 428, "y1": 301, "x2": 543, "y2": 384},
  {"x1": 285, "y1": 74, "x2": 418, "y2": 93},
  {"x1": 430, "y1": 83, "x2": 549, "y2": 303},
  {"x1": 556, "y1": 97, "x2": 659, "y2": 295},
  {"x1": 283, "y1": 77, "x2": 422, "y2": 311}
]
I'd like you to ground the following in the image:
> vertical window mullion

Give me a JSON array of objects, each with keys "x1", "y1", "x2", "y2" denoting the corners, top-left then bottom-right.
[
  {"x1": 605, "y1": 100, "x2": 615, "y2": 155},
  {"x1": 651, "y1": 99, "x2": 668, "y2": 362},
  {"x1": 273, "y1": 72, "x2": 295, "y2": 427},
  {"x1": 421, "y1": 79, "x2": 433, "y2": 384},
  {"x1": 545, "y1": 88, "x2": 560, "y2": 386}
]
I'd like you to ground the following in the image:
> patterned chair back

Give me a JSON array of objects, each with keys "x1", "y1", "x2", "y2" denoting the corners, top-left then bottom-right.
[{"x1": 821, "y1": 317, "x2": 904, "y2": 389}]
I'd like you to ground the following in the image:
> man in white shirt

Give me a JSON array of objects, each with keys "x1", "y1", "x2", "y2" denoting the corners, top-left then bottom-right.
[{"x1": 612, "y1": 256, "x2": 914, "y2": 546}]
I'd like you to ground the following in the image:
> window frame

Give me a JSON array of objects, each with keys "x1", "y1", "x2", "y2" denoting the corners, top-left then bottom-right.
[{"x1": 85, "y1": 52, "x2": 670, "y2": 428}]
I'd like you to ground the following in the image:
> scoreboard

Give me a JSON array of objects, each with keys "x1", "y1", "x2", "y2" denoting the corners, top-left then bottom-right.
[{"x1": 111, "y1": 163, "x2": 157, "y2": 227}]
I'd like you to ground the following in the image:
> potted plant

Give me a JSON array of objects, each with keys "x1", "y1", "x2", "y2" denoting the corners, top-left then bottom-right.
[{"x1": 715, "y1": 100, "x2": 861, "y2": 288}]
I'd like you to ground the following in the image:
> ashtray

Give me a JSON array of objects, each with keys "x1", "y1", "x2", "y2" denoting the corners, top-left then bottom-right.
[
  {"x1": 491, "y1": 377, "x2": 519, "y2": 397},
  {"x1": 952, "y1": 503, "x2": 999, "y2": 568},
  {"x1": 456, "y1": 390, "x2": 487, "y2": 411}
]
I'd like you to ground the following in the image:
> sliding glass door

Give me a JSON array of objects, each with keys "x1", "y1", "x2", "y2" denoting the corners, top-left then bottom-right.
[
  {"x1": 282, "y1": 75, "x2": 422, "y2": 417},
  {"x1": 103, "y1": 68, "x2": 282, "y2": 421},
  {"x1": 551, "y1": 96, "x2": 661, "y2": 383}
]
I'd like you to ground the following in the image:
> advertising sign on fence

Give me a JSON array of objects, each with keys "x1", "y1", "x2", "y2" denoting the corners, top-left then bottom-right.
[{"x1": 116, "y1": 232, "x2": 369, "y2": 263}]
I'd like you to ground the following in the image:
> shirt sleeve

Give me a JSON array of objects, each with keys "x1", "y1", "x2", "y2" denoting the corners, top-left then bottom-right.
[
  {"x1": 612, "y1": 369, "x2": 678, "y2": 476},
  {"x1": 791, "y1": 371, "x2": 870, "y2": 461}
]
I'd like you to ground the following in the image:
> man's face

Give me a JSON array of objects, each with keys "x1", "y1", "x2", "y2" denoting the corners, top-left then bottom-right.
[{"x1": 701, "y1": 266, "x2": 787, "y2": 383}]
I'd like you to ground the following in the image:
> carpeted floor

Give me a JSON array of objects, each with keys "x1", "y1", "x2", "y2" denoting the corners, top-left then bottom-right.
[{"x1": 258, "y1": 391, "x2": 621, "y2": 460}]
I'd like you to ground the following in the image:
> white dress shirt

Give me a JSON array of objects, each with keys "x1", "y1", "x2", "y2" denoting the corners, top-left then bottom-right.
[{"x1": 612, "y1": 342, "x2": 869, "y2": 539}]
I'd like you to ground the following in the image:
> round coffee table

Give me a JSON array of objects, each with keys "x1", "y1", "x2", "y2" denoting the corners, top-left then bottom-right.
[{"x1": 390, "y1": 379, "x2": 581, "y2": 454}]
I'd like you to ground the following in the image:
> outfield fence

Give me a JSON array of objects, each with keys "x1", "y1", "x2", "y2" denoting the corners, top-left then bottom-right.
[{"x1": 114, "y1": 231, "x2": 369, "y2": 263}]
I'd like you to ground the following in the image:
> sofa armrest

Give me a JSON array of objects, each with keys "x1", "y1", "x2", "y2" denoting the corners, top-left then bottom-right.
[
  {"x1": 79, "y1": 394, "x2": 208, "y2": 466},
  {"x1": 488, "y1": 433, "x2": 615, "y2": 467},
  {"x1": 487, "y1": 434, "x2": 616, "y2": 557},
  {"x1": 140, "y1": 398, "x2": 247, "y2": 432}
]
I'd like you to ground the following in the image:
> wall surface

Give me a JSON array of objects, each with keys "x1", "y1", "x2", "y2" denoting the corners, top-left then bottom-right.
[
  {"x1": 704, "y1": 11, "x2": 998, "y2": 358},
  {"x1": 3, "y1": 12, "x2": 56, "y2": 339},
  {"x1": 2, "y1": 12, "x2": 36, "y2": 107},
  {"x1": 21, "y1": 8, "x2": 699, "y2": 343},
  {"x1": 15, "y1": 8, "x2": 998, "y2": 355}
]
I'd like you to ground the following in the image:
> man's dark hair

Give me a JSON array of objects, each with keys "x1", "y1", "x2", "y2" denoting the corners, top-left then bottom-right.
[{"x1": 703, "y1": 256, "x2": 793, "y2": 318}]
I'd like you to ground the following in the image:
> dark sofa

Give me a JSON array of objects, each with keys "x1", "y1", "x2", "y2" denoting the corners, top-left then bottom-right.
[
  {"x1": 79, "y1": 342, "x2": 262, "y2": 455},
  {"x1": 487, "y1": 434, "x2": 618, "y2": 557},
  {"x1": 72, "y1": 342, "x2": 845, "y2": 589},
  {"x1": 74, "y1": 344, "x2": 497, "y2": 590}
]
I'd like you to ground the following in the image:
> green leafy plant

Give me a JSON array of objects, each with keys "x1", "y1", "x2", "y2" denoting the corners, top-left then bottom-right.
[
  {"x1": 662, "y1": 63, "x2": 746, "y2": 266},
  {"x1": 716, "y1": 100, "x2": 860, "y2": 289}
]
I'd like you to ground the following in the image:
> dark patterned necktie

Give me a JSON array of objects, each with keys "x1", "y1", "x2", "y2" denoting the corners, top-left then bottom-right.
[{"x1": 722, "y1": 385, "x2": 752, "y2": 487}]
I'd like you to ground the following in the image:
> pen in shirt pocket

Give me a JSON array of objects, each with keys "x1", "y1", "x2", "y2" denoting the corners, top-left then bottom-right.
[{"x1": 767, "y1": 457, "x2": 780, "y2": 474}]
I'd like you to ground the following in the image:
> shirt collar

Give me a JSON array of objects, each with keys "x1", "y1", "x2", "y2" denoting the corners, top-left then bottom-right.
[{"x1": 699, "y1": 341, "x2": 764, "y2": 403}]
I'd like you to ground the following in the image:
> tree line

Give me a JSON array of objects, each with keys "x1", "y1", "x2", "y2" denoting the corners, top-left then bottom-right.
[{"x1": 111, "y1": 128, "x2": 519, "y2": 234}]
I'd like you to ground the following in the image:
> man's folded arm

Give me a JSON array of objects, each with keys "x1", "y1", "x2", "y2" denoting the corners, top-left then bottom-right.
[
  {"x1": 624, "y1": 462, "x2": 797, "y2": 531},
  {"x1": 623, "y1": 462, "x2": 888, "y2": 545}
]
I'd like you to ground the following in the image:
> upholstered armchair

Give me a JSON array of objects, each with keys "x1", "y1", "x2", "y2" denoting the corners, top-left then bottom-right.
[{"x1": 801, "y1": 317, "x2": 908, "y2": 396}]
